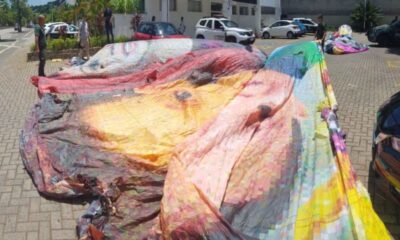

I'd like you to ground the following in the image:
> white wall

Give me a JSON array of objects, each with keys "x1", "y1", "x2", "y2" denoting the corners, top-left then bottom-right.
[
  {"x1": 143, "y1": 0, "x2": 280, "y2": 37},
  {"x1": 144, "y1": 0, "x2": 211, "y2": 37},
  {"x1": 114, "y1": 14, "x2": 135, "y2": 37}
]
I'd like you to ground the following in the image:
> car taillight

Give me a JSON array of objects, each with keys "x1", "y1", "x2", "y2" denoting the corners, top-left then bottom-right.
[{"x1": 293, "y1": 26, "x2": 299, "y2": 29}]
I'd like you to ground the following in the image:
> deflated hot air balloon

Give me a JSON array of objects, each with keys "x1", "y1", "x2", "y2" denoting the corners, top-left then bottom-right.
[
  {"x1": 20, "y1": 39, "x2": 389, "y2": 239},
  {"x1": 324, "y1": 25, "x2": 369, "y2": 54}
]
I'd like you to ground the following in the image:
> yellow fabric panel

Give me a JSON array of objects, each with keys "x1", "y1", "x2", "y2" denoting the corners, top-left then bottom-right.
[
  {"x1": 295, "y1": 152, "x2": 391, "y2": 240},
  {"x1": 80, "y1": 71, "x2": 253, "y2": 167}
]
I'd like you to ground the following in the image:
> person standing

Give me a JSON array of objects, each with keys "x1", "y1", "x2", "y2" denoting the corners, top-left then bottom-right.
[
  {"x1": 79, "y1": 15, "x2": 90, "y2": 60},
  {"x1": 391, "y1": 16, "x2": 398, "y2": 24},
  {"x1": 315, "y1": 15, "x2": 326, "y2": 50},
  {"x1": 151, "y1": 16, "x2": 156, "y2": 22},
  {"x1": 35, "y1": 15, "x2": 47, "y2": 77},
  {"x1": 103, "y1": 6, "x2": 114, "y2": 43},
  {"x1": 178, "y1": 16, "x2": 186, "y2": 34}
]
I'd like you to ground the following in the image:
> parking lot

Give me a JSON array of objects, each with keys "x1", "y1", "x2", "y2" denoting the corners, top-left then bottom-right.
[{"x1": 0, "y1": 30, "x2": 399, "y2": 239}]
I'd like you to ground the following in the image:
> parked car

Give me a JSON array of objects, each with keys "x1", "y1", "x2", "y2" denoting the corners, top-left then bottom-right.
[
  {"x1": 261, "y1": 20, "x2": 301, "y2": 39},
  {"x1": 367, "y1": 20, "x2": 400, "y2": 46},
  {"x1": 195, "y1": 17, "x2": 255, "y2": 45},
  {"x1": 292, "y1": 18, "x2": 318, "y2": 33},
  {"x1": 47, "y1": 23, "x2": 78, "y2": 39},
  {"x1": 27, "y1": 21, "x2": 34, "y2": 28},
  {"x1": 14, "y1": 23, "x2": 19, "y2": 31},
  {"x1": 44, "y1": 22, "x2": 65, "y2": 35},
  {"x1": 372, "y1": 91, "x2": 400, "y2": 205},
  {"x1": 134, "y1": 22, "x2": 190, "y2": 40}
]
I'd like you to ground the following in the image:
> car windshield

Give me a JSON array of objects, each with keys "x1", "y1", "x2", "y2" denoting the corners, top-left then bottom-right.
[
  {"x1": 155, "y1": 23, "x2": 179, "y2": 36},
  {"x1": 221, "y1": 20, "x2": 238, "y2": 28}
]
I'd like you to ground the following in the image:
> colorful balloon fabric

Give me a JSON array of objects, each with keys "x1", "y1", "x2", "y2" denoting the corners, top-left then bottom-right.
[
  {"x1": 20, "y1": 39, "x2": 390, "y2": 239},
  {"x1": 324, "y1": 25, "x2": 369, "y2": 54}
]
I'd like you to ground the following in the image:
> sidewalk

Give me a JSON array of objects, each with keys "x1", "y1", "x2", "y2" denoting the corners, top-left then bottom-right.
[{"x1": 0, "y1": 44, "x2": 87, "y2": 240}]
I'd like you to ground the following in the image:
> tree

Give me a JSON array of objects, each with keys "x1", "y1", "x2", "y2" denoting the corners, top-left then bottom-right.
[
  {"x1": 351, "y1": 1, "x2": 382, "y2": 31},
  {"x1": 0, "y1": 0, "x2": 14, "y2": 26}
]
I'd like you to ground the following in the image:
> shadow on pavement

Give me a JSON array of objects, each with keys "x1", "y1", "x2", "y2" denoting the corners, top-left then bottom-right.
[
  {"x1": 387, "y1": 47, "x2": 400, "y2": 55},
  {"x1": 0, "y1": 39, "x2": 16, "y2": 42},
  {"x1": 369, "y1": 43, "x2": 400, "y2": 55},
  {"x1": 8, "y1": 30, "x2": 30, "y2": 34}
]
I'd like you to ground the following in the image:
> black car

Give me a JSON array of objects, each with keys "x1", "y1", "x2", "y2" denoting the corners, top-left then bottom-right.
[{"x1": 367, "y1": 20, "x2": 400, "y2": 46}]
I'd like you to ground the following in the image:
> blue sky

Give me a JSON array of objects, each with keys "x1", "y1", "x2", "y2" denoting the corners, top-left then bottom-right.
[{"x1": 28, "y1": 0, "x2": 51, "y2": 6}]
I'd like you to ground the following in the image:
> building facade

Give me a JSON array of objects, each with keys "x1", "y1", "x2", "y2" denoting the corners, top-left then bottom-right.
[
  {"x1": 281, "y1": 0, "x2": 400, "y2": 28},
  {"x1": 142, "y1": 0, "x2": 281, "y2": 37}
]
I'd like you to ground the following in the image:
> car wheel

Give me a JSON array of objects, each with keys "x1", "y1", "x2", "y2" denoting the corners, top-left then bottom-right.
[
  {"x1": 287, "y1": 31, "x2": 294, "y2": 39},
  {"x1": 196, "y1": 35, "x2": 204, "y2": 39},
  {"x1": 262, "y1": 32, "x2": 270, "y2": 39},
  {"x1": 377, "y1": 34, "x2": 390, "y2": 47},
  {"x1": 225, "y1": 36, "x2": 236, "y2": 43}
]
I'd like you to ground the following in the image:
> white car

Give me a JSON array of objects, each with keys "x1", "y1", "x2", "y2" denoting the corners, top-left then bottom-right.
[
  {"x1": 261, "y1": 20, "x2": 301, "y2": 39},
  {"x1": 195, "y1": 17, "x2": 255, "y2": 45},
  {"x1": 47, "y1": 23, "x2": 79, "y2": 39},
  {"x1": 44, "y1": 22, "x2": 65, "y2": 35},
  {"x1": 292, "y1": 18, "x2": 318, "y2": 33}
]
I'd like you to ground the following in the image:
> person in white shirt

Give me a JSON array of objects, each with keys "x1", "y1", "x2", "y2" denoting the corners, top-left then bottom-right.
[
  {"x1": 178, "y1": 16, "x2": 186, "y2": 34},
  {"x1": 78, "y1": 15, "x2": 90, "y2": 60}
]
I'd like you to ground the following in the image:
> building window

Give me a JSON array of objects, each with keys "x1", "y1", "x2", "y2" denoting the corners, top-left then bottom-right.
[
  {"x1": 239, "y1": 6, "x2": 248, "y2": 15},
  {"x1": 188, "y1": 0, "x2": 202, "y2": 12},
  {"x1": 232, "y1": 5, "x2": 237, "y2": 15},
  {"x1": 261, "y1": 6, "x2": 275, "y2": 15},
  {"x1": 211, "y1": 2, "x2": 223, "y2": 12},
  {"x1": 136, "y1": 0, "x2": 145, "y2": 13},
  {"x1": 170, "y1": 0, "x2": 177, "y2": 11},
  {"x1": 160, "y1": 0, "x2": 177, "y2": 11},
  {"x1": 251, "y1": 7, "x2": 255, "y2": 15}
]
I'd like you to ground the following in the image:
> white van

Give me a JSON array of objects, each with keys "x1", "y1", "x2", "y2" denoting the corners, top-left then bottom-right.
[{"x1": 195, "y1": 17, "x2": 255, "y2": 45}]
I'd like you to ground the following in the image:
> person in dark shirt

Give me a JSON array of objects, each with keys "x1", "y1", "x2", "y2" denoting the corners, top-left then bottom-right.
[
  {"x1": 315, "y1": 15, "x2": 326, "y2": 40},
  {"x1": 103, "y1": 6, "x2": 114, "y2": 43},
  {"x1": 34, "y1": 15, "x2": 47, "y2": 77},
  {"x1": 315, "y1": 15, "x2": 326, "y2": 51}
]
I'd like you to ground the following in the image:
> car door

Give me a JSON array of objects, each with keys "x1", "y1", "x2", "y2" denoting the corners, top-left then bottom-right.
[
  {"x1": 212, "y1": 20, "x2": 225, "y2": 41},
  {"x1": 204, "y1": 20, "x2": 214, "y2": 39},
  {"x1": 51, "y1": 25, "x2": 60, "y2": 39},
  {"x1": 269, "y1": 22, "x2": 280, "y2": 37},
  {"x1": 279, "y1": 21, "x2": 290, "y2": 36}
]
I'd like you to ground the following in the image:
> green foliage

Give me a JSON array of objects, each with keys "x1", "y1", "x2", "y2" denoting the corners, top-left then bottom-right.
[
  {"x1": 64, "y1": 38, "x2": 78, "y2": 49},
  {"x1": 9, "y1": 0, "x2": 34, "y2": 27},
  {"x1": 48, "y1": 39, "x2": 65, "y2": 51},
  {"x1": 89, "y1": 35, "x2": 108, "y2": 47},
  {"x1": 0, "y1": 0, "x2": 15, "y2": 26},
  {"x1": 30, "y1": 43, "x2": 36, "y2": 52},
  {"x1": 115, "y1": 35, "x2": 130, "y2": 43},
  {"x1": 31, "y1": 35, "x2": 130, "y2": 52},
  {"x1": 351, "y1": 1, "x2": 382, "y2": 31},
  {"x1": 110, "y1": 0, "x2": 143, "y2": 14}
]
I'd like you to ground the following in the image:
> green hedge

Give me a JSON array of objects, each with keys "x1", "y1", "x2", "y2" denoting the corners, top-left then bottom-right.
[{"x1": 30, "y1": 35, "x2": 132, "y2": 53}]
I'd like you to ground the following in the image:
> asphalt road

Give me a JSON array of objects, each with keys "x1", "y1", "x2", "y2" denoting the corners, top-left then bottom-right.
[{"x1": 0, "y1": 28, "x2": 34, "y2": 65}]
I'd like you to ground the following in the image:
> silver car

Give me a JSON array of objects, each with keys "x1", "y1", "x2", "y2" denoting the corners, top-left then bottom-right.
[{"x1": 261, "y1": 20, "x2": 301, "y2": 39}]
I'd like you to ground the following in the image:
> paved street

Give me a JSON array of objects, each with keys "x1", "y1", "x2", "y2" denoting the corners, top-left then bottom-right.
[{"x1": 0, "y1": 30, "x2": 399, "y2": 239}]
